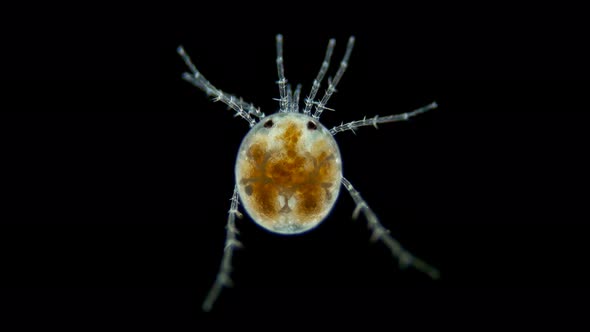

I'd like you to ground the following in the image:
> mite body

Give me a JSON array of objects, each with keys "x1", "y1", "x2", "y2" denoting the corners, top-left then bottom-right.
[{"x1": 236, "y1": 113, "x2": 342, "y2": 234}]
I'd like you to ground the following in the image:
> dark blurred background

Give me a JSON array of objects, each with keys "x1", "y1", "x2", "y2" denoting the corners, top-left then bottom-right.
[{"x1": 1, "y1": 2, "x2": 589, "y2": 330}]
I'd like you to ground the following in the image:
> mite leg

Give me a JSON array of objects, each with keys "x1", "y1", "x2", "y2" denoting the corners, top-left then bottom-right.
[
  {"x1": 341, "y1": 176, "x2": 440, "y2": 279},
  {"x1": 329, "y1": 102, "x2": 437, "y2": 135},
  {"x1": 303, "y1": 38, "x2": 336, "y2": 116},
  {"x1": 202, "y1": 185, "x2": 244, "y2": 312},
  {"x1": 177, "y1": 46, "x2": 261, "y2": 126},
  {"x1": 291, "y1": 83, "x2": 302, "y2": 113},
  {"x1": 312, "y1": 36, "x2": 355, "y2": 120},
  {"x1": 276, "y1": 34, "x2": 289, "y2": 112}
]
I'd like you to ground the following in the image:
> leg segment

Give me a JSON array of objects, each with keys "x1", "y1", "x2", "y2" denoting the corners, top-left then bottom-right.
[
  {"x1": 292, "y1": 84, "x2": 302, "y2": 113},
  {"x1": 341, "y1": 177, "x2": 440, "y2": 279},
  {"x1": 329, "y1": 102, "x2": 438, "y2": 135},
  {"x1": 286, "y1": 83, "x2": 292, "y2": 113},
  {"x1": 303, "y1": 38, "x2": 336, "y2": 116},
  {"x1": 177, "y1": 46, "x2": 259, "y2": 127},
  {"x1": 312, "y1": 36, "x2": 356, "y2": 120},
  {"x1": 276, "y1": 34, "x2": 289, "y2": 112},
  {"x1": 202, "y1": 185, "x2": 244, "y2": 312}
]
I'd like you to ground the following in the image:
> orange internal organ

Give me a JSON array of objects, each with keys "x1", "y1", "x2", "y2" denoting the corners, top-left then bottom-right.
[{"x1": 237, "y1": 117, "x2": 341, "y2": 234}]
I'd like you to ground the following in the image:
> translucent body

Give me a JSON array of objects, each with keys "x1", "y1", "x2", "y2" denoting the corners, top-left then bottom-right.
[{"x1": 235, "y1": 112, "x2": 342, "y2": 234}]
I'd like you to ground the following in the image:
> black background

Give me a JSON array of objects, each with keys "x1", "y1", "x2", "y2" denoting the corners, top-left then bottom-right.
[{"x1": 2, "y1": 2, "x2": 589, "y2": 330}]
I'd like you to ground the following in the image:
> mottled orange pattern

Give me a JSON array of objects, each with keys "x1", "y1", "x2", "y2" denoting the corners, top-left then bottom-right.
[{"x1": 239, "y1": 121, "x2": 339, "y2": 227}]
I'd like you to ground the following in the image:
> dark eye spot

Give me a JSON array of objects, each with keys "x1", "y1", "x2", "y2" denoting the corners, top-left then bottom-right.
[
  {"x1": 264, "y1": 120, "x2": 274, "y2": 128},
  {"x1": 307, "y1": 121, "x2": 317, "y2": 130},
  {"x1": 245, "y1": 185, "x2": 253, "y2": 196}
]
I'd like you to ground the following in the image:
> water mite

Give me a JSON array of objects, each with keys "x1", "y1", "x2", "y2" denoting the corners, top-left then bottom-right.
[{"x1": 178, "y1": 34, "x2": 440, "y2": 311}]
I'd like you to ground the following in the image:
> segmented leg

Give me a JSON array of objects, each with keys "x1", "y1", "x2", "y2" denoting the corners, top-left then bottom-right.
[
  {"x1": 286, "y1": 83, "x2": 292, "y2": 113},
  {"x1": 341, "y1": 177, "x2": 440, "y2": 279},
  {"x1": 291, "y1": 84, "x2": 302, "y2": 113},
  {"x1": 312, "y1": 36, "x2": 355, "y2": 120},
  {"x1": 177, "y1": 46, "x2": 259, "y2": 127},
  {"x1": 202, "y1": 185, "x2": 244, "y2": 312},
  {"x1": 329, "y1": 102, "x2": 438, "y2": 135},
  {"x1": 303, "y1": 39, "x2": 336, "y2": 116},
  {"x1": 276, "y1": 34, "x2": 289, "y2": 112},
  {"x1": 237, "y1": 97, "x2": 265, "y2": 120}
]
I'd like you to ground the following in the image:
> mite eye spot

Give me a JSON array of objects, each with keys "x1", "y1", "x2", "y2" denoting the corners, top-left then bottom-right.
[
  {"x1": 264, "y1": 120, "x2": 274, "y2": 128},
  {"x1": 307, "y1": 121, "x2": 317, "y2": 130},
  {"x1": 245, "y1": 185, "x2": 253, "y2": 196}
]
